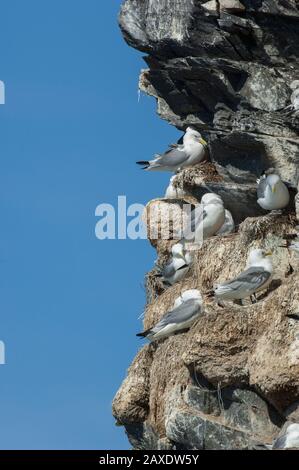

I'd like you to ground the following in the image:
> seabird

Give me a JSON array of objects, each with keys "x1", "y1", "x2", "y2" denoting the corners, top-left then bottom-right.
[
  {"x1": 136, "y1": 127, "x2": 207, "y2": 172},
  {"x1": 184, "y1": 193, "x2": 225, "y2": 243},
  {"x1": 216, "y1": 209, "x2": 235, "y2": 235},
  {"x1": 273, "y1": 423, "x2": 299, "y2": 450},
  {"x1": 156, "y1": 241, "x2": 193, "y2": 287},
  {"x1": 164, "y1": 175, "x2": 186, "y2": 199},
  {"x1": 137, "y1": 289, "x2": 204, "y2": 341},
  {"x1": 257, "y1": 171, "x2": 290, "y2": 211},
  {"x1": 210, "y1": 248, "x2": 273, "y2": 303}
]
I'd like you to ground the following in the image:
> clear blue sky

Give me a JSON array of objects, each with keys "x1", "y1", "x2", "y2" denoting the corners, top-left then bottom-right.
[{"x1": 0, "y1": 0, "x2": 179, "y2": 450}]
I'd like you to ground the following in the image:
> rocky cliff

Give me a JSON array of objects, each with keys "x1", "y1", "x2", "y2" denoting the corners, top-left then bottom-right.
[{"x1": 113, "y1": 0, "x2": 299, "y2": 450}]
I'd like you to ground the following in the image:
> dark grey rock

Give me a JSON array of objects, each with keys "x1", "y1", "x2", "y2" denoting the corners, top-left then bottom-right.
[
  {"x1": 283, "y1": 400, "x2": 299, "y2": 423},
  {"x1": 184, "y1": 385, "x2": 221, "y2": 416},
  {"x1": 157, "y1": 437, "x2": 175, "y2": 450},
  {"x1": 166, "y1": 411, "x2": 205, "y2": 449},
  {"x1": 166, "y1": 409, "x2": 251, "y2": 449},
  {"x1": 204, "y1": 419, "x2": 250, "y2": 450},
  {"x1": 125, "y1": 422, "x2": 158, "y2": 450},
  {"x1": 182, "y1": 384, "x2": 282, "y2": 447},
  {"x1": 220, "y1": 387, "x2": 283, "y2": 436}
]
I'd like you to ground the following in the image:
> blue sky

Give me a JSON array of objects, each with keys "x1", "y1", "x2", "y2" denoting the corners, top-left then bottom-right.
[{"x1": 0, "y1": 0, "x2": 179, "y2": 449}]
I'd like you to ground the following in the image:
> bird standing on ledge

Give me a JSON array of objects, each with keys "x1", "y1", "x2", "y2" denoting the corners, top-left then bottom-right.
[
  {"x1": 137, "y1": 289, "x2": 204, "y2": 342},
  {"x1": 209, "y1": 248, "x2": 273, "y2": 304}
]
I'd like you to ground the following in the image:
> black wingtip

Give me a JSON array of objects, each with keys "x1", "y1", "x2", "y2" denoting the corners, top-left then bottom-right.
[
  {"x1": 136, "y1": 332, "x2": 147, "y2": 338},
  {"x1": 136, "y1": 161, "x2": 149, "y2": 170},
  {"x1": 176, "y1": 264, "x2": 189, "y2": 272},
  {"x1": 286, "y1": 313, "x2": 299, "y2": 321},
  {"x1": 136, "y1": 328, "x2": 151, "y2": 338}
]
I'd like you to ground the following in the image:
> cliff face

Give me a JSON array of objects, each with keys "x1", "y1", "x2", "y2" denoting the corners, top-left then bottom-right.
[{"x1": 113, "y1": 0, "x2": 299, "y2": 450}]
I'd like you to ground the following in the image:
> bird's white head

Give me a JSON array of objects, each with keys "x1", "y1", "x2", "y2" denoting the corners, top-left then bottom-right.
[
  {"x1": 201, "y1": 192, "x2": 223, "y2": 205},
  {"x1": 181, "y1": 289, "x2": 202, "y2": 303},
  {"x1": 290, "y1": 80, "x2": 299, "y2": 91},
  {"x1": 171, "y1": 242, "x2": 185, "y2": 258},
  {"x1": 266, "y1": 174, "x2": 281, "y2": 193},
  {"x1": 247, "y1": 248, "x2": 272, "y2": 265},
  {"x1": 185, "y1": 127, "x2": 207, "y2": 146}
]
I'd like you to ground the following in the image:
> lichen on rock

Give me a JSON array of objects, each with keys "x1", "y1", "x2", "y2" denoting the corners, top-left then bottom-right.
[{"x1": 113, "y1": 0, "x2": 299, "y2": 450}]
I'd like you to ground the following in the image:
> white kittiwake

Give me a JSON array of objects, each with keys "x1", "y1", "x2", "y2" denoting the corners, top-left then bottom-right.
[
  {"x1": 210, "y1": 248, "x2": 273, "y2": 303},
  {"x1": 184, "y1": 193, "x2": 225, "y2": 242},
  {"x1": 164, "y1": 175, "x2": 186, "y2": 199},
  {"x1": 216, "y1": 209, "x2": 235, "y2": 235},
  {"x1": 257, "y1": 171, "x2": 290, "y2": 211},
  {"x1": 136, "y1": 127, "x2": 207, "y2": 172},
  {"x1": 273, "y1": 423, "x2": 299, "y2": 450},
  {"x1": 137, "y1": 289, "x2": 204, "y2": 341},
  {"x1": 156, "y1": 241, "x2": 193, "y2": 286}
]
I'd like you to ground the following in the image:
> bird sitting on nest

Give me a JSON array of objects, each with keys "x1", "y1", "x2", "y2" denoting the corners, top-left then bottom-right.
[
  {"x1": 155, "y1": 241, "x2": 193, "y2": 287},
  {"x1": 257, "y1": 169, "x2": 290, "y2": 212},
  {"x1": 183, "y1": 193, "x2": 226, "y2": 244},
  {"x1": 216, "y1": 209, "x2": 235, "y2": 236},
  {"x1": 164, "y1": 175, "x2": 186, "y2": 199},
  {"x1": 136, "y1": 127, "x2": 208, "y2": 173}
]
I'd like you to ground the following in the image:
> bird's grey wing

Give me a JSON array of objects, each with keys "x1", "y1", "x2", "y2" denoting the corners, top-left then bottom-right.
[
  {"x1": 152, "y1": 300, "x2": 200, "y2": 332},
  {"x1": 169, "y1": 143, "x2": 184, "y2": 150},
  {"x1": 190, "y1": 207, "x2": 207, "y2": 232},
  {"x1": 273, "y1": 434, "x2": 287, "y2": 449},
  {"x1": 155, "y1": 148, "x2": 188, "y2": 167},
  {"x1": 219, "y1": 267, "x2": 271, "y2": 292},
  {"x1": 257, "y1": 177, "x2": 268, "y2": 199},
  {"x1": 162, "y1": 260, "x2": 176, "y2": 279}
]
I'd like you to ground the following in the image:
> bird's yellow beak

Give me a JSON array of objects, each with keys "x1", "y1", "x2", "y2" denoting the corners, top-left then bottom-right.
[
  {"x1": 271, "y1": 184, "x2": 276, "y2": 193},
  {"x1": 199, "y1": 137, "x2": 208, "y2": 146},
  {"x1": 265, "y1": 251, "x2": 272, "y2": 257}
]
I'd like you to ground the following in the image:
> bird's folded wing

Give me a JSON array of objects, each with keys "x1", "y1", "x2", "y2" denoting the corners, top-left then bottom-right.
[
  {"x1": 189, "y1": 207, "x2": 207, "y2": 232},
  {"x1": 162, "y1": 260, "x2": 176, "y2": 279},
  {"x1": 155, "y1": 148, "x2": 188, "y2": 167},
  {"x1": 152, "y1": 299, "x2": 200, "y2": 333},
  {"x1": 257, "y1": 178, "x2": 268, "y2": 199},
  {"x1": 272, "y1": 434, "x2": 287, "y2": 449},
  {"x1": 169, "y1": 143, "x2": 184, "y2": 150},
  {"x1": 218, "y1": 266, "x2": 271, "y2": 292}
]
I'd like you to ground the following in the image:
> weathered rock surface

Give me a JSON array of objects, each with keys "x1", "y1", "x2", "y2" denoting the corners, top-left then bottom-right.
[{"x1": 113, "y1": 0, "x2": 299, "y2": 450}]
